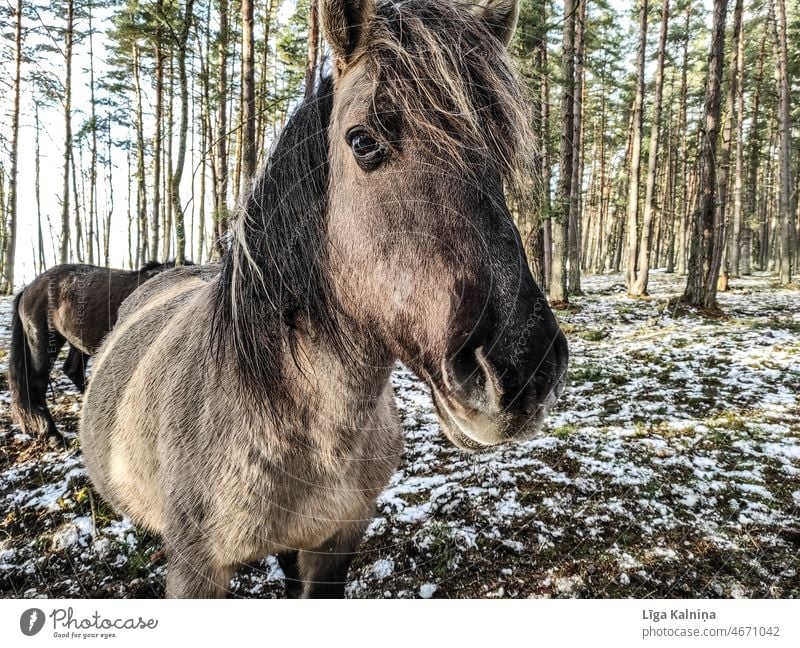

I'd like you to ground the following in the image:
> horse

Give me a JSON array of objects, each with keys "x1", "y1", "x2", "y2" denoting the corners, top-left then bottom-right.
[
  {"x1": 79, "y1": 0, "x2": 569, "y2": 598},
  {"x1": 7, "y1": 260, "x2": 182, "y2": 446}
]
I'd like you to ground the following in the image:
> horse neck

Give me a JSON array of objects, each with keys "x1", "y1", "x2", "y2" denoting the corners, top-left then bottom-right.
[{"x1": 290, "y1": 310, "x2": 396, "y2": 411}]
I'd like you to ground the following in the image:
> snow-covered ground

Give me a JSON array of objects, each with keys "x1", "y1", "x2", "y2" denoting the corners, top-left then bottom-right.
[{"x1": 1, "y1": 271, "x2": 798, "y2": 598}]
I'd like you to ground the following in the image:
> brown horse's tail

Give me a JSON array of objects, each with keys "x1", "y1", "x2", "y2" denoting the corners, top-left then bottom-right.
[{"x1": 7, "y1": 290, "x2": 57, "y2": 440}]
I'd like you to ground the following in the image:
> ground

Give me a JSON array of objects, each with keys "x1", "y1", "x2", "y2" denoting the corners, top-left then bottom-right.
[{"x1": 1, "y1": 271, "x2": 798, "y2": 599}]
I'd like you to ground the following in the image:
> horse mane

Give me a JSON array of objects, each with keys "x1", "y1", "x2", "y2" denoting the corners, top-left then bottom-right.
[
  {"x1": 138, "y1": 261, "x2": 166, "y2": 273},
  {"x1": 137, "y1": 259, "x2": 194, "y2": 273},
  {"x1": 211, "y1": 76, "x2": 342, "y2": 405}
]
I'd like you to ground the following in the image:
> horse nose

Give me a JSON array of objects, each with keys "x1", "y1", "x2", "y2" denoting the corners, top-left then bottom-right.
[
  {"x1": 441, "y1": 343, "x2": 504, "y2": 415},
  {"x1": 441, "y1": 326, "x2": 569, "y2": 432},
  {"x1": 529, "y1": 328, "x2": 569, "y2": 407}
]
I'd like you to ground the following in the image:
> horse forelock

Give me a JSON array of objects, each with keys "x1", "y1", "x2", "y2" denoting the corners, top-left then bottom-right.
[{"x1": 365, "y1": 0, "x2": 534, "y2": 191}]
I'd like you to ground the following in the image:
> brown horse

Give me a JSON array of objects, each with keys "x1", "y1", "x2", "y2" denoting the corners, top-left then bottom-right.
[
  {"x1": 80, "y1": 0, "x2": 569, "y2": 598},
  {"x1": 7, "y1": 261, "x2": 181, "y2": 445}
]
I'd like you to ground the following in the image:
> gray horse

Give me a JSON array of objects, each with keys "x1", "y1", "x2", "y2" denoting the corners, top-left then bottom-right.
[{"x1": 80, "y1": 0, "x2": 569, "y2": 598}]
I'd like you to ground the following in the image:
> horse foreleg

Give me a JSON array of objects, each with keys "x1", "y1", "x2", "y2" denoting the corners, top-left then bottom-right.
[
  {"x1": 164, "y1": 549, "x2": 234, "y2": 599},
  {"x1": 298, "y1": 520, "x2": 369, "y2": 599},
  {"x1": 277, "y1": 551, "x2": 303, "y2": 598}
]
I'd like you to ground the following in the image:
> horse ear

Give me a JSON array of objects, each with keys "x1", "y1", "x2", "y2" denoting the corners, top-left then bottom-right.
[
  {"x1": 472, "y1": 0, "x2": 520, "y2": 47},
  {"x1": 321, "y1": 0, "x2": 376, "y2": 66}
]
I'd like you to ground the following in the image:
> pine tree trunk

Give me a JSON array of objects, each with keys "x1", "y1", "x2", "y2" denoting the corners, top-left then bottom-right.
[
  {"x1": 104, "y1": 115, "x2": 113, "y2": 265},
  {"x1": 549, "y1": 0, "x2": 575, "y2": 305},
  {"x1": 730, "y1": 0, "x2": 745, "y2": 277},
  {"x1": 126, "y1": 142, "x2": 133, "y2": 267},
  {"x1": 163, "y1": 55, "x2": 175, "y2": 261},
  {"x1": 35, "y1": 104, "x2": 45, "y2": 273},
  {"x1": 133, "y1": 43, "x2": 148, "y2": 267},
  {"x1": 684, "y1": 0, "x2": 729, "y2": 309},
  {"x1": 676, "y1": 4, "x2": 691, "y2": 276},
  {"x1": 772, "y1": 0, "x2": 793, "y2": 284},
  {"x1": 1, "y1": 0, "x2": 22, "y2": 293},
  {"x1": 71, "y1": 137, "x2": 83, "y2": 262},
  {"x1": 150, "y1": 0, "x2": 164, "y2": 262},
  {"x1": 524, "y1": 0, "x2": 549, "y2": 289},
  {"x1": 568, "y1": 0, "x2": 586, "y2": 295},
  {"x1": 744, "y1": 34, "x2": 767, "y2": 275},
  {"x1": 198, "y1": 7, "x2": 212, "y2": 264},
  {"x1": 716, "y1": 0, "x2": 743, "y2": 286},
  {"x1": 60, "y1": 0, "x2": 75, "y2": 264},
  {"x1": 595, "y1": 70, "x2": 608, "y2": 274},
  {"x1": 172, "y1": 0, "x2": 196, "y2": 266},
  {"x1": 625, "y1": 0, "x2": 648, "y2": 293},
  {"x1": 256, "y1": 0, "x2": 275, "y2": 158},
  {"x1": 214, "y1": 0, "x2": 230, "y2": 259},
  {"x1": 305, "y1": 0, "x2": 320, "y2": 98},
  {"x1": 241, "y1": 0, "x2": 257, "y2": 180},
  {"x1": 631, "y1": 0, "x2": 669, "y2": 296},
  {"x1": 87, "y1": 1, "x2": 98, "y2": 266},
  {"x1": 540, "y1": 11, "x2": 552, "y2": 286}
]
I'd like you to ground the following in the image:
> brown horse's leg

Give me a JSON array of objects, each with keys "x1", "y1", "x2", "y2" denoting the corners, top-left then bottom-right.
[
  {"x1": 277, "y1": 551, "x2": 303, "y2": 598},
  {"x1": 62, "y1": 345, "x2": 90, "y2": 392},
  {"x1": 164, "y1": 550, "x2": 234, "y2": 599},
  {"x1": 25, "y1": 326, "x2": 66, "y2": 447},
  {"x1": 298, "y1": 520, "x2": 369, "y2": 599},
  {"x1": 8, "y1": 292, "x2": 65, "y2": 447}
]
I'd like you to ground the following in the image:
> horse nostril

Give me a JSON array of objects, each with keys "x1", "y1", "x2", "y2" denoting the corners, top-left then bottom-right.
[
  {"x1": 442, "y1": 345, "x2": 503, "y2": 413},
  {"x1": 552, "y1": 331, "x2": 570, "y2": 388},
  {"x1": 533, "y1": 331, "x2": 569, "y2": 402}
]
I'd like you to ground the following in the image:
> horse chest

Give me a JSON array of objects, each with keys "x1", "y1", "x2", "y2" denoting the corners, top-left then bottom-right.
[{"x1": 212, "y1": 419, "x2": 401, "y2": 557}]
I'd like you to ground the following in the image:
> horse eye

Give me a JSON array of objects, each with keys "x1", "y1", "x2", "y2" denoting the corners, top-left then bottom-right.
[{"x1": 346, "y1": 129, "x2": 386, "y2": 168}]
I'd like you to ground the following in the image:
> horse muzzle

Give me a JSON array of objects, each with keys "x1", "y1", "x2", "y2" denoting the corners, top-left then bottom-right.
[{"x1": 431, "y1": 334, "x2": 568, "y2": 451}]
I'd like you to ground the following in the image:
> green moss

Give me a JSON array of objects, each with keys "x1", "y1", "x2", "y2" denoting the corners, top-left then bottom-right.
[
  {"x1": 552, "y1": 424, "x2": 578, "y2": 439},
  {"x1": 706, "y1": 410, "x2": 750, "y2": 432},
  {"x1": 570, "y1": 364, "x2": 606, "y2": 382},
  {"x1": 580, "y1": 329, "x2": 608, "y2": 342},
  {"x1": 419, "y1": 523, "x2": 461, "y2": 577}
]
